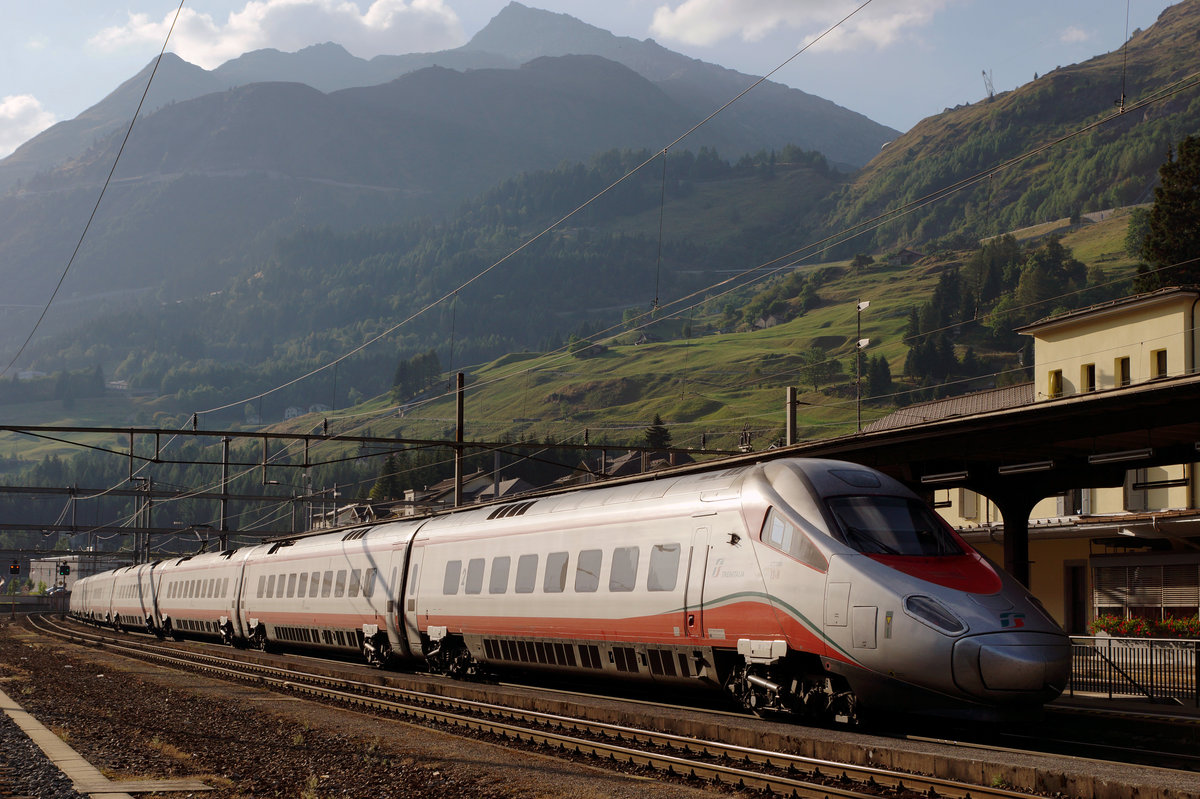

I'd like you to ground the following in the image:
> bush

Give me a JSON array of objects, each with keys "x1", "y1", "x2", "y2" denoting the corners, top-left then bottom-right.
[{"x1": 1089, "y1": 614, "x2": 1200, "y2": 638}]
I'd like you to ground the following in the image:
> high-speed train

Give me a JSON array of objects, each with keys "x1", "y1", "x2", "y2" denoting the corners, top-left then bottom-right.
[{"x1": 70, "y1": 458, "x2": 1071, "y2": 723}]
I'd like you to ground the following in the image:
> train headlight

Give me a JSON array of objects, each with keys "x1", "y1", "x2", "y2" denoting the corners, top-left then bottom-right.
[{"x1": 904, "y1": 595, "x2": 965, "y2": 635}]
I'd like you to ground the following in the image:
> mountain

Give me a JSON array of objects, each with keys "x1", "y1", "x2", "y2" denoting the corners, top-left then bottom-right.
[
  {"x1": 0, "y1": 3, "x2": 898, "y2": 196},
  {"x1": 462, "y1": 3, "x2": 896, "y2": 168},
  {"x1": 0, "y1": 54, "x2": 224, "y2": 194},
  {"x1": 0, "y1": 54, "x2": 745, "y2": 324},
  {"x1": 826, "y1": 0, "x2": 1200, "y2": 249}
]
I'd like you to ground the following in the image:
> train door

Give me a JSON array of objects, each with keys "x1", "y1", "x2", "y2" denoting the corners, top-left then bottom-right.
[
  {"x1": 402, "y1": 546, "x2": 425, "y2": 652},
  {"x1": 683, "y1": 527, "x2": 710, "y2": 638},
  {"x1": 382, "y1": 543, "x2": 411, "y2": 659}
]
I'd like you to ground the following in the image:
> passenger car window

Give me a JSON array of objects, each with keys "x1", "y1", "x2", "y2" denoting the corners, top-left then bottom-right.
[
  {"x1": 647, "y1": 544, "x2": 680, "y2": 591},
  {"x1": 335, "y1": 570, "x2": 347, "y2": 597},
  {"x1": 286, "y1": 574, "x2": 297, "y2": 598},
  {"x1": 464, "y1": 559, "x2": 485, "y2": 595},
  {"x1": 257, "y1": 575, "x2": 265, "y2": 599},
  {"x1": 609, "y1": 547, "x2": 639, "y2": 592},
  {"x1": 515, "y1": 554, "x2": 538, "y2": 593},
  {"x1": 575, "y1": 549, "x2": 602, "y2": 592},
  {"x1": 544, "y1": 552, "x2": 568, "y2": 593},
  {"x1": 266, "y1": 575, "x2": 275, "y2": 598},
  {"x1": 297, "y1": 572, "x2": 308, "y2": 597},
  {"x1": 489, "y1": 557, "x2": 511, "y2": 594},
  {"x1": 321, "y1": 571, "x2": 333, "y2": 598},
  {"x1": 348, "y1": 569, "x2": 362, "y2": 598},
  {"x1": 310, "y1": 572, "x2": 320, "y2": 597},
  {"x1": 443, "y1": 561, "x2": 462, "y2": 595},
  {"x1": 362, "y1": 568, "x2": 376, "y2": 598}
]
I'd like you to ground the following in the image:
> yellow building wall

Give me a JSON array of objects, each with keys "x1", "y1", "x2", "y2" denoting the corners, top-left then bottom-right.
[
  {"x1": 1030, "y1": 295, "x2": 1198, "y2": 400},
  {"x1": 972, "y1": 537, "x2": 1092, "y2": 627}
]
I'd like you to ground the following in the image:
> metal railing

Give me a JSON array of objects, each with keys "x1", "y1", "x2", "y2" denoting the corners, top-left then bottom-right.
[{"x1": 1069, "y1": 635, "x2": 1199, "y2": 707}]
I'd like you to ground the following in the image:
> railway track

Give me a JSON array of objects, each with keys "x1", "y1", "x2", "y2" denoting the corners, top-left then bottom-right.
[{"x1": 29, "y1": 614, "x2": 1054, "y2": 799}]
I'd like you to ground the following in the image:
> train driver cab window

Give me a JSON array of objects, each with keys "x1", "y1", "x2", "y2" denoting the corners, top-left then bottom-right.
[
  {"x1": 761, "y1": 509, "x2": 828, "y2": 571},
  {"x1": 825, "y1": 496, "x2": 963, "y2": 557},
  {"x1": 609, "y1": 547, "x2": 639, "y2": 592}
]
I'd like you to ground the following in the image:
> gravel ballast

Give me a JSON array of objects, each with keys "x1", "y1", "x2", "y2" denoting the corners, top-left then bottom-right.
[{"x1": 0, "y1": 622, "x2": 728, "y2": 799}]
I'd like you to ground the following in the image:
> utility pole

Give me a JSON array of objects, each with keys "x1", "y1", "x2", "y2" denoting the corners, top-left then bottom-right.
[
  {"x1": 454, "y1": 372, "x2": 465, "y2": 508},
  {"x1": 220, "y1": 436, "x2": 230, "y2": 550},
  {"x1": 856, "y1": 300, "x2": 871, "y2": 434},
  {"x1": 785, "y1": 386, "x2": 798, "y2": 446}
]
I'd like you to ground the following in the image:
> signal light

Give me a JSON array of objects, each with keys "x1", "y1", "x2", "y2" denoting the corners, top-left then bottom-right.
[
  {"x1": 57, "y1": 563, "x2": 71, "y2": 576},
  {"x1": 9, "y1": 561, "x2": 18, "y2": 575}
]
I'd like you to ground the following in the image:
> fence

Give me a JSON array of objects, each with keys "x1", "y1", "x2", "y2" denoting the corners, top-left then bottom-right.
[{"x1": 1069, "y1": 635, "x2": 1199, "y2": 707}]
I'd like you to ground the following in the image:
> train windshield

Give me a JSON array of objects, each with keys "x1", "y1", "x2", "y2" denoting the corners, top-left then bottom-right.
[{"x1": 825, "y1": 496, "x2": 962, "y2": 557}]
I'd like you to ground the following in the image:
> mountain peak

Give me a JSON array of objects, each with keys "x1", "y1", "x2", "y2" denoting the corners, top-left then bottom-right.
[{"x1": 465, "y1": 2, "x2": 630, "y2": 62}]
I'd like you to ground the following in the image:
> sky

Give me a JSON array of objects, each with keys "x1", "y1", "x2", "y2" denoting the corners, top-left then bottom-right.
[{"x1": 0, "y1": 0, "x2": 1181, "y2": 158}]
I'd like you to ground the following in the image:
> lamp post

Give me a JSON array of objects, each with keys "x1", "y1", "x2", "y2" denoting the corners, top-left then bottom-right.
[{"x1": 856, "y1": 300, "x2": 871, "y2": 433}]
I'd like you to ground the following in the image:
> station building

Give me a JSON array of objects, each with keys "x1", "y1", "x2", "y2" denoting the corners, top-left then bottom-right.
[{"x1": 874, "y1": 287, "x2": 1200, "y2": 633}]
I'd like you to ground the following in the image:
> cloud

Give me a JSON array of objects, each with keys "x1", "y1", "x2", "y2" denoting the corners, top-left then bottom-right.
[
  {"x1": 0, "y1": 94, "x2": 57, "y2": 158},
  {"x1": 89, "y1": 0, "x2": 465, "y2": 69},
  {"x1": 650, "y1": 0, "x2": 952, "y2": 52},
  {"x1": 1060, "y1": 26, "x2": 1090, "y2": 44}
]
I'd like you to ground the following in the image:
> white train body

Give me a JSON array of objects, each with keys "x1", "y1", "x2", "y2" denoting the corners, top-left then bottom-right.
[{"x1": 69, "y1": 458, "x2": 1071, "y2": 722}]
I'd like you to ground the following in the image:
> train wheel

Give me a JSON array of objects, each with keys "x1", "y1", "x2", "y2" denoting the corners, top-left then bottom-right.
[
  {"x1": 425, "y1": 636, "x2": 481, "y2": 679},
  {"x1": 251, "y1": 626, "x2": 268, "y2": 652},
  {"x1": 362, "y1": 633, "x2": 391, "y2": 669}
]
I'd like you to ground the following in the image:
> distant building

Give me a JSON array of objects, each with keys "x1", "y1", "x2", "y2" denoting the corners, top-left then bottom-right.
[
  {"x1": 870, "y1": 287, "x2": 1200, "y2": 633},
  {"x1": 889, "y1": 248, "x2": 925, "y2": 266}
]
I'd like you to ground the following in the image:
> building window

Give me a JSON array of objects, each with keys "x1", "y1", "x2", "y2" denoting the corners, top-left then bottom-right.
[
  {"x1": 1116, "y1": 356, "x2": 1131, "y2": 387},
  {"x1": 1152, "y1": 349, "x2": 1168, "y2": 379},
  {"x1": 1081, "y1": 363, "x2": 1096, "y2": 392},
  {"x1": 1048, "y1": 369, "x2": 1063, "y2": 398}
]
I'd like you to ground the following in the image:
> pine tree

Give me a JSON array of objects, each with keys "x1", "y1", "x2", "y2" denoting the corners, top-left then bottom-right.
[
  {"x1": 1140, "y1": 136, "x2": 1200, "y2": 286},
  {"x1": 644, "y1": 414, "x2": 672, "y2": 449},
  {"x1": 369, "y1": 453, "x2": 402, "y2": 501}
]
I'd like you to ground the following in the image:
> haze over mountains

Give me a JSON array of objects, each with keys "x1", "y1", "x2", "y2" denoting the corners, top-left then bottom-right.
[
  {"x1": 2, "y1": 0, "x2": 1199, "y2": 399},
  {"x1": 0, "y1": 3, "x2": 898, "y2": 355}
]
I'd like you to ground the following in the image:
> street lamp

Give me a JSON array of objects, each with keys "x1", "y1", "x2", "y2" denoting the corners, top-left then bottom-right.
[{"x1": 856, "y1": 300, "x2": 871, "y2": 433}]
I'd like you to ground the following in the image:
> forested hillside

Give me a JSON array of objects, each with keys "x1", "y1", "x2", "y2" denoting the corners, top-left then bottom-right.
[{"x1": 825, "y1": 1, "x2": 1200, "y2": 252}]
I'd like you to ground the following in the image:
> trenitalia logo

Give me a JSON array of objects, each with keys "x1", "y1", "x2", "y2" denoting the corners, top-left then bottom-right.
[{"x1": 1000, "y1": 612, "x2": 1026, "y2": 628}]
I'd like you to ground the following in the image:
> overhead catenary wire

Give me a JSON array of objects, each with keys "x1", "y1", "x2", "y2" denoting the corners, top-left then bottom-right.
[
  {"x1": 0, "y1": 0, "x2": 189, "y2": 381},
  {"x1": 23, "y1": 6, "x2": 1195, "y2": 535},
  {"x1": 188, "y1": 0, "x2": 879, "y2": 420}
]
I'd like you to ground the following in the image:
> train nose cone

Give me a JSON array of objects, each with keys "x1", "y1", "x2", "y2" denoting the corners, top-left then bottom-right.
[{"x1": 952, "y1": 632, "x2": 1071, "y2": 699}]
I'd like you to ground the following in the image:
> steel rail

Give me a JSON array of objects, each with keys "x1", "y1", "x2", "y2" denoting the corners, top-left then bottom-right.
[{"x1": 31, "y1": 615, "x2": 1042, "y2": 799}]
